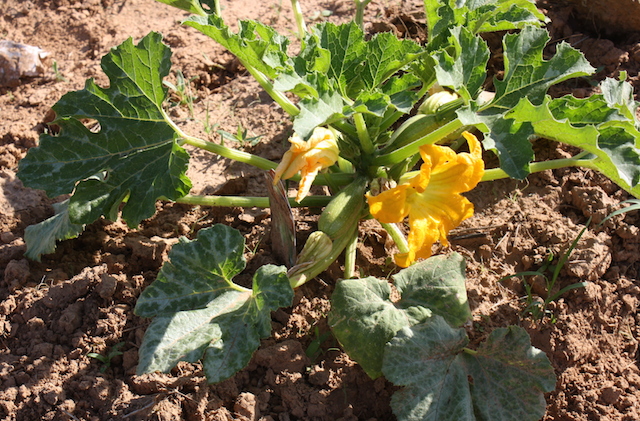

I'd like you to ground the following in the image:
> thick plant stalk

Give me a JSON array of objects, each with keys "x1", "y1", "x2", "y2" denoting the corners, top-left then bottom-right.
[{"x1": 290, "y1": 0, "x2": 307, "y2": 39}]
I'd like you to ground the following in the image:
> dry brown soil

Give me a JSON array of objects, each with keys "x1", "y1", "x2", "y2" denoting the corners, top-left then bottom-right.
[{"x1": 1, "y1": 0, "x2": 640, "y2": 420}]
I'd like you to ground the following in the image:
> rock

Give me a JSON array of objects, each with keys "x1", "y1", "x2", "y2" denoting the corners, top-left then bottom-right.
[
  {"x1": 0, "y1": 40, "x2": 48, "y2": 87},
  {"x1": 3, "y1": 259, "x2": 29, "y2": 291}
]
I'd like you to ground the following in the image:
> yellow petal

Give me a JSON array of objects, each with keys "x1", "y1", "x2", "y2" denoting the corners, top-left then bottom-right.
[
  {"x1": 367, "y1": 184, "x2": 411, "y2": 223},
  {"x1": 272, "y1": 127, "x2": 340, "y2": 201},
  {"x1": 370, "y1": 131, "x2": 484, "y2": 267}
]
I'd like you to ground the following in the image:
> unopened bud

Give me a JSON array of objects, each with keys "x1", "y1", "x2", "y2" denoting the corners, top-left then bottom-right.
[{"x1": 418, "y1": 90, "x2": 459, "y2": 115}]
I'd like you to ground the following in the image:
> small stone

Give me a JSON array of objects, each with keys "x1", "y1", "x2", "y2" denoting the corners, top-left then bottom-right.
[
  {"x1": 97, "y1": 273, "x2": 118, "y2": 299},
  {"x1": 234, "y1": 392, "x2": 258, "y2": 421},
  {"x1": 43, "y1": 386, "x2": 65, "y2": 405},
  {"x1": 0, "y1": 232, "x2": 14, "y2": 243},
  {"x1": 3, "y1": 259, "x2": 30, "y2": 291}
]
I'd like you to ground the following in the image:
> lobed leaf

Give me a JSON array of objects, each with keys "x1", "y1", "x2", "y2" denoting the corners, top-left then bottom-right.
[
  {"x1": 24, "y1": 200, "x2": 85, "y2": 261},
  {"x1": 383, "y1": 317, "x2": 556, "y2": 421},
  {"x1": 17, "y1": 32, "x2": 192, "y2": 227},
  {"x1": 431, "y1": 26, "x2": 490, "y2": 101},
  {"x1": 493, "y1": 26, "x2": 594, "y2": 109},
  {"x1": 135, "y1": 224, "x2": 246, "y2": 317},
  {"x1": 384, "y1": 318, "x2": 473, "y2": 421},
  {"x1": 185, "y1": 15, "x2": 290, "y2": 80},
  {"x1": 329, "y1": 253, "x2": 469, "y2": 379},
  {"x1": 426, "y1": 0, "x2": 547, "y2": 42},
  {"x1": 456, "y1": 26, "x2": 595, "y2": 179},
  {"x1": 393, "y1": 253, "x2": 471, "y2": 327},
  {"x1": 135, "y1": 224, "x2": 293, "y2": 383},
  {"x1": 460, "y1": 326, "x2": 558, "y2": 420},
  {"x1": 506, "y1": 96, "x2": 640, "y2": 197}
]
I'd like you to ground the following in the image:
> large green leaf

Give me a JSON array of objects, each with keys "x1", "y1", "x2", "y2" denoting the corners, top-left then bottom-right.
[
  {"x1": 184, "y1": 15, "x2": 290, "y2": 80},
  {"x1": 383, "y1": 317, "x2": 556, "y2": 421},
  {"x1": 507, "y1": 96, "x2": 640, "y2": 197},
  {"x1": 17, "y1": 32, "x2": 191, "y2": 227},
  {"x1": 431, "y1": 26, "x2": 490, "y2": 101},
  {"x1": 23, "y1": 200, "x2": 85, "y2": 261},
  {"x1": 425, "y1": 0, "x2": 547, "y2": 42},
  {"x1": 135, "y1": 224, "x2": 293, "y2": 383},
  {"x1": 329, "y1": 253, "x2": 469, "y2": 379},
  {"x1": 456, "y1": 26, "x2": 595, "y2": 179},
  {"x1": 154, "y1": 0, "x2": 208, "y2": 15},
  {"x1": 393, "y1": 252, "x2": 471, "y2": 327},
  {"x1": 493, "y1": 26, "x2": 594, "y2": 109}
]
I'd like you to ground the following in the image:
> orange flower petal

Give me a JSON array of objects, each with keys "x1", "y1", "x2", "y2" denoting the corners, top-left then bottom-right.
[
  {"x1": 273, "y1": 127, "x2": 339, "y2": 201},
  {"x1": 370, "y1": 131, "x2": 484, "y2": 267}
]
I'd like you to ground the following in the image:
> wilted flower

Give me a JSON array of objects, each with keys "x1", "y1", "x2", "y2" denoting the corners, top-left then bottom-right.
[
  {"x1": 273, "y1": 127, "x2": 339, "y2": 202},
  {"x1": 367, "y1": 131, "x2": 484, "y2": 267}
]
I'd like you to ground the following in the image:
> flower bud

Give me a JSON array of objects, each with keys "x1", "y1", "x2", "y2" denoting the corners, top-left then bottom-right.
[
  {"x1": 418, "y1": 90, "x2": 459, "y2": 115},
  {"x1": 287, "y1": 231, "x2": 333, "y2": 286}
]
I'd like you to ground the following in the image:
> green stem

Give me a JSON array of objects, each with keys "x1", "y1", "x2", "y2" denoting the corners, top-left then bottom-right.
[
  {"x1": 381, "y1": 222, "x2": 409, "y2": 254},
  {"x1": 354, "y1": 0, "x2": 371, "y2": 29},
  {"x1": 354, "y1": 113, "x2": 374, "y2": 154},
  {"x1": 180, "y1": 132, "x2": 357, "y2": 186},
  {"x1": 343, "y1": 229, "x2": 358, "y2": 279},
  {"x1": 462, "y1": 347, "x2": 478, "y2": 355},
  {"x1": 245, "y1": 68, "x2": 300, "y2": 117},
  {"x1": 182, "y1": 135, "x2": 278, "y2": 170},
  {"x1": 331, "y1": 120, "x2": 359, "y2": 140},
  {"x1": 211, "y1": 0, "x2": 221, "y2": 15},
  {"x1": 290, "y1": 0, "x2": 307, "y2": 39},
  {"x1": 175, "y1": 194, "x2": 333, "y2": 208},
  {"x1": 372, "y1": 119, "x2": 464, "y2": 166},
  {"x1": 481, "y1": 156, "x2": 597, "y2": 182}
]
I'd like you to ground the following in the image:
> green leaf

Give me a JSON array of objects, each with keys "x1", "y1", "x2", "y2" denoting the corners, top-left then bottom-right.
[
  {"x1": 393, "y1": 253, "x2": 471, "y2": 327},
  {"x1": 184, "y1": 15, "x2": 290, "y2": 80},
  {"x1": 456, "y1": 26, "x2": 595, "y2": 179},
  {"x1": 24, "y1": 200, "x2": 85, "y2": 261},
  {"x1": 360, "y1": 32, "x2": 423, "y2": 91},
  {"x1": 493, "y1": 26, "x2": 595, "y2": 109},
  {"x1": 329, "y1": 277, "x2": 431, "y2": 379},
  {"x1": 481, "y1": 118, "x2": 535, "y2": 180},
  {"x1": 135, "y1": 224, "x2": 293, "y2": 383},
  {"x1": 294, "y1": 89, "x2": 345, "y2": 139},
  {"x1": 465, "y1": 0, "x2": 549, "y2": 33},
  {"x1": 17, "y1": 33, "x2": 191, "y2": 227},
  {"x1": 154, "y1": 0, "x2": 208, "y2": 15},
  {"x1": 383, "y1": 317, "x2": 556, "y2": 421},
  {"x1": 426, "y1": 0, "x2": 547, "y2": 42},
  {"x1": 460, "y1": 326, "x2": 558, "y2": 420},
  {"x1": 600, "y1": 77, "x2": 639, "y2": 123},
  {"x1": 135, "y1": 224, "x2": 246, "y2": 317},
  {"x1": 385, "y1": 318, "x2": 473, "y2": 421},
  {"x1": 329, "y1": 253, "x2": 469, "y2": 379},
  {"x1": 312, "y1": 22, "x2": 367, "y2": 98},
  {"x1": 432, "y1": 26, "x2": 490, "y2": 101},
  {"x1": 506, "y1": 96, "x2": 640, "y2": 197}
]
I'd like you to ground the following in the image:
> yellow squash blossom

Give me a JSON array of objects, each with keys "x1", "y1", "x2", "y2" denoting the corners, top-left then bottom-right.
[
  {"x1": 367, "y1": 131, "x2": 484, "y2": 267},
  {"x1": 273, "y1": 127, "x2": 339, "y2": 202}
]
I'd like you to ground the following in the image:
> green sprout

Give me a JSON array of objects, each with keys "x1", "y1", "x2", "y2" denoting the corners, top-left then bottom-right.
[
  {"x1": 217, "y1": 124, "x2": 263, "y2": 149},
  {"x1": 501, "y1": 220, "x2": 591, "y2": 321},
  {"x1": 87, "y1": 342, "x2": 125, "y2": 373},
  {"x1": 163, "y1": 69, "x2": 197, "y2": 117}
]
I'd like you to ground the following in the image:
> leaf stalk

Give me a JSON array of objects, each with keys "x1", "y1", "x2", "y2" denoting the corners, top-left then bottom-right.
[
  {"x1": 481, "y1": 155, "x2": 597, "y2": 182},
  {"x1": 372, "y1": 119, "x2": 465, "y2": 166},
  {"x1": 175, "y1": 194, "x2": 333, "y2": 208},
  {"x1": 289, "y1": 0, "x2": 307, "y2": 39}
]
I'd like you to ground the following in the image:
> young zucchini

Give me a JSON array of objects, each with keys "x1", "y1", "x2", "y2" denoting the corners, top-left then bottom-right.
[{"x1": 318, "y1": 176, "x2": 368, "y2": 240}]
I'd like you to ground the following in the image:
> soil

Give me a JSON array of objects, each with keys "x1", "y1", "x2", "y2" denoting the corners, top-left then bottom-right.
[{"x1": 1, "y1": 0, "x2": 640, "y2": 420}]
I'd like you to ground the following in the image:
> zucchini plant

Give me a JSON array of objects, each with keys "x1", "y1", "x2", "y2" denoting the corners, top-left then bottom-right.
[{"x1": 17, "y1": 0, "x2": 640, "y2": 419}]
